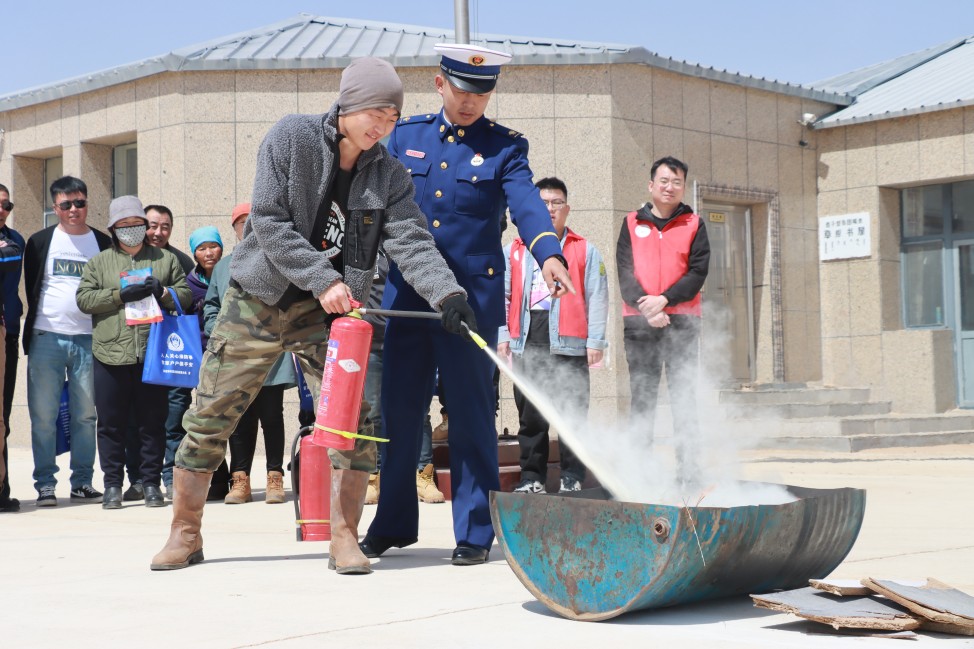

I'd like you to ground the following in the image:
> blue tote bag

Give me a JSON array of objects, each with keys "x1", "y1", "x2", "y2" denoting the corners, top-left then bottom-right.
[{"x1": 142, "y1": 287, "x2": 203, "y2": 389}]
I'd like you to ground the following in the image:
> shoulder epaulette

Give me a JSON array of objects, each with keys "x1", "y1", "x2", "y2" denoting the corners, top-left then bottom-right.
[
  {"x1": 487, "y1": 121, "x2": 522, "y2": 139},
  {"x1": 398, "y1": 113, "x2": 437, "y2": 126}
]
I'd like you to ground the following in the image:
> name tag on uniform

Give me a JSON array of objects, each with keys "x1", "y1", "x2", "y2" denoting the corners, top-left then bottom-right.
[{"x1": 405, "y1": 149, "x2": 426, "y2": 158}]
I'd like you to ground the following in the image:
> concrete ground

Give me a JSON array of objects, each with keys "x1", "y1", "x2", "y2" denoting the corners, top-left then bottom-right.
[{"x1": 3, "y1": 443, "x2": 973, "y2": 648}]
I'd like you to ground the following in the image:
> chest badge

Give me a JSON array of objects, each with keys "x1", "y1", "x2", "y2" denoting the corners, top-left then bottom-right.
[
  {"x1": 634, "y1": 224, "x2": 652, "y2": 239},
  {"x1": 405, "y1": 149, "x2": 426, "y2": 158},
  {"x1": 471, "y1": 154, "x2": 484, "y2": 167}
]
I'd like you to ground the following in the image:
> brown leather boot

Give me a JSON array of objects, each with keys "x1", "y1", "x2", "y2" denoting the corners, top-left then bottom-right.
[
  {"x1": 150, "y1": 467, "x2": 212, "y2": 570},
  {"x1": 328, "y1": 469, "x2": 372, "y2": 575},
  {"x1": 431, "y1": 413, "x2": 449, "y2": 442},
  {"x1": 265, "y1": 471, "x2": 285, "y2": 504},
  {"x1": 224, "y1": 471, "x2": 252, "y2": 504}
]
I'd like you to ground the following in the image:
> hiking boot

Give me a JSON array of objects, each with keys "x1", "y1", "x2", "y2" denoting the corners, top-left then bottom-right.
[
  {"x1": 224, "y1": 471, "x2": 252, "y2": 504},
  {"x1": 123, "y1": 482, "x2": 145, "y2": 501},
  {"x1": 265, "y1": 471, "x2": 285, "y2": 504},
  {"x1": 431, "y1": 413, "x2": 449, "y2": 442},
  {"x1": 70, "y1": 484, "x2": 104, "y2": 503},
  {"x1": 513, "y1": 478, "x2": 544, "y2": 494},
  {"x1": 365, "y1": 472, "x2": 380, "y2": 505},
  {"x1": 36, "y1": 485, "x2": 57, "y2": 507},
  {"x1": 559, "y1": 476, "x2": 582, "y2": 493},
  {"x1": 416, "y1": 464, "x2": 444, "y2": 503}
]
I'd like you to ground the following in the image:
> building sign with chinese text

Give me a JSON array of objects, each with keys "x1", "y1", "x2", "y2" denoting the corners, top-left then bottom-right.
[{"x1": 819, "y1": 212, "x2": 871, "y2": 261}]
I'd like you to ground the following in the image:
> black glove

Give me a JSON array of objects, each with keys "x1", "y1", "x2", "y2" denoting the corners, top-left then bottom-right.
[
  {"x1": 441, "y1": 294, "x2": 478, "y2": 338},
  {"x1": 143, "y1": 276, "x2": 165, "y2": 300},
  {"x1": 119, "y1": 282, "x2": 152, "y2": 303}
]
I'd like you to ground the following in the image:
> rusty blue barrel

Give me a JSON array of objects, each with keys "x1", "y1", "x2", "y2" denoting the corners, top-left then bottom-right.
[{"x1": 490, "y1": 483, "x2": 866, "y2": 621}]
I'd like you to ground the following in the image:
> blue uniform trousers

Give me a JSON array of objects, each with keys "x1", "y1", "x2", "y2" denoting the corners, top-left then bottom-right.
[{"x1": 369, "y1": 318, "x2": 499, "y2": 549}]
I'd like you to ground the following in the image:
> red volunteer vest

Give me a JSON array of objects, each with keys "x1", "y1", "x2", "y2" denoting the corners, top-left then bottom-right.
[
  {"x1": 508, "y1": 229, "x2": 588, "y2": 340},
  {"x1": 622, "y1": 210, "x2": 702, "y2": 317}
]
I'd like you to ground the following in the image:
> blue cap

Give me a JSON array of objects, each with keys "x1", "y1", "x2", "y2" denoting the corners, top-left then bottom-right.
[
  {"x1": 189, "y1": 226, "x2": 223, "y2": 255},
  {"x1": 434, "y1": 43, "x2": 512, "y2": 94}
]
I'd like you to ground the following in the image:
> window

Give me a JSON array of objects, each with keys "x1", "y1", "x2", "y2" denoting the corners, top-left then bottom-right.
[
  {"x1": 113, "y1": 142, "x2": 138, "y2": 198},
  {"x1": 902, "y1": 243, "x2": 944, "y2": 326},
  {"x1": 43, "y1": 156, "x2": 63, "y2": 228}
]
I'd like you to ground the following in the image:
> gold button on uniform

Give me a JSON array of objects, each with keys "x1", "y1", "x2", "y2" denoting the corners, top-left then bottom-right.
[
  {"x1": 406, "y1": 168, "x2": 412, "y2": 173},
  {"x1": 432, "y1": 220, "x2": 441, "y2": 228},
  {"x1": 440, "y1": 162, "x2": 448, "y2": 169},
  {"x1": 447, "y1": 136, "x2": 455, "y2": 143},
  {"x1": 458, "y1": 128, "x2": 465, "y2": 137},
  {"x1": 439, "y1": 124, "x2": 445, "y2": 133},
  {"x1": 472, "y1": 175, "x2": 478, "y2": 182},
  {"x1": 488, "y1": 268, "x2": 495, "y2": 276},
  {"x1": 435, "y1": 190, "x2": 443, "y2": 198}
]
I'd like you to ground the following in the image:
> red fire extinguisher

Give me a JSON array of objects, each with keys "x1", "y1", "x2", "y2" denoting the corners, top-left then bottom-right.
[
  {"x1": 311, "y1": 304, "x2": 373, "y2": 451},
  {"x1": 291, "y1": 425, "x2": 331, "y2": 541}
]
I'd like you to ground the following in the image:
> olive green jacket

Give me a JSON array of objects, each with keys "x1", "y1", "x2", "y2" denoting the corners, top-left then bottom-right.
[{"x1": 76, "y1": 245, "x2": 192, "y2": 365}]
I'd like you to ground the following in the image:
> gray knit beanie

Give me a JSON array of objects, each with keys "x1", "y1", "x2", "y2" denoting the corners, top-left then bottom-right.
[{"x1": 338, "y1": 57, "x2": 404, "y2": 116}]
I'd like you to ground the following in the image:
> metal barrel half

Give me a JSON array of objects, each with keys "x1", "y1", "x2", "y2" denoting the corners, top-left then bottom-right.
[{"x1": 490, "y1": 483, "x2": 866, "y2": 621}]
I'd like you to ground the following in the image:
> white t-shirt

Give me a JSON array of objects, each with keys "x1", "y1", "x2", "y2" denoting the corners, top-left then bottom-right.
[{"x1": 34, "y1": 228, "x2": 102, "y2": 335}]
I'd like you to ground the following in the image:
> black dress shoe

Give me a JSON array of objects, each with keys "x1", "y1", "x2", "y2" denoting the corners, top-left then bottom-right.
[
  {"x1": 102, "y1": 487, "x2": 123, "y2": 510},
  {"x1": 358, "y1": 534, "x2": 418, "y2": 558},
  {"x1": 452, "y1": 544, "x2": 489, "y2": 566},
  {"x1": 143, "y1": 484, "x2": 165, "y2": 508},
  {"x1": 122, "y1": 482, "x2": 144, "y2": 501}
]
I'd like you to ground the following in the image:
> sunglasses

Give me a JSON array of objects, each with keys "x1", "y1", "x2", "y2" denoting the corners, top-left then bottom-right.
[
  {"x1": 55, "y1": 199, "x2": 87, "y2": 210},
  {"x1": 0, "y1": 201, "x2": 12, "y2": 211}
]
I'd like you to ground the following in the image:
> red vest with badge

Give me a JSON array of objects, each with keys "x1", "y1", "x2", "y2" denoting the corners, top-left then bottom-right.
[
  {"x1": 508, "y1": 229, "x2": 588, "y2": 339},
  {"x1": 622, "y1": 210, "x2": 702, "y2": 317}
]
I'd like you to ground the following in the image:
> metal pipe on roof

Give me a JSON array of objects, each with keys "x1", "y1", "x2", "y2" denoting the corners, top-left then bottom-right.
[{"x1": 454, "y1": 0, "x2": 469, "y2": 44}]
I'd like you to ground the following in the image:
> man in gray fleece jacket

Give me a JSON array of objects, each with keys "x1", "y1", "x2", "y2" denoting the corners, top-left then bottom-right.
[{"x1": 151, "y1": 57, "x2": 475, "y2": 575}]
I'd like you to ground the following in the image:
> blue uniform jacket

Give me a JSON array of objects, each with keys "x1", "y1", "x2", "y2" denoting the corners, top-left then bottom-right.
[{"x1": 383, "y1": 111, "x2": 563, "y2": 329}]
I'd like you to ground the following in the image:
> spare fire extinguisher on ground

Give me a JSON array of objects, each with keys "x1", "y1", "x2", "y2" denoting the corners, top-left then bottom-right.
[{"x1": 290, "y1": 425, "x2": 331, "y2": 541}]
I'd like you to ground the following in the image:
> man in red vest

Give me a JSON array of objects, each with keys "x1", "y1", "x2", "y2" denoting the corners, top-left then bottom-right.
[
  {"x1": 499, "y1": 177, "x2": 609, "y2": 494},
  {"x1": 615, "y1": 157, "x2": 710, "y2": 483}
]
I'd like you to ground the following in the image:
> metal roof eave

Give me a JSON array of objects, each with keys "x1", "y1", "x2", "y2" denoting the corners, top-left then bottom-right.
[{"x1": 813, "y1": 97, "x2": 974, "y2": 129}]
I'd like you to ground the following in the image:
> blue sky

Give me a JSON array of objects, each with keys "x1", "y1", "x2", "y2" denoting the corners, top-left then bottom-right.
[{"x1": 2, "y1": 0, "x2": 973, "y2": 95}]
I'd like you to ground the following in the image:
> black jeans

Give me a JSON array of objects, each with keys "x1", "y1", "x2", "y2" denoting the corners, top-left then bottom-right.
[
  {"x1": 228, "y1": 384, "x2": 286, "y2": 475},
  {"x1": 512, "y1": 312, "x2": 589, "y2": 483},
  {"x1": 93, "y1": 359, "x2": 168, "y2": 488},
  {"x1": 1, "y1": 331, "x2": 18, "y2": 502}
]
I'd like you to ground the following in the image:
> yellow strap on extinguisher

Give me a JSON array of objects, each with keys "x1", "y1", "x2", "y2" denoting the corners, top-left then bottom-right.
[
  {"x1": 295, "y1": 519, "x2": 330, "y2": 525},
  {"x1": 313, "y1": 423, "x2": 390, "y2": 443}
]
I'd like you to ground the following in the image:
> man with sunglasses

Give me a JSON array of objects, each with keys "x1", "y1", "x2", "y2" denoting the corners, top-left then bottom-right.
[
  {"x1": 0, "y1": 185, "x2": 24, "y2": 513},
  {"x1": 23, "y1": 176, "x2": 112, "y2": 507}
]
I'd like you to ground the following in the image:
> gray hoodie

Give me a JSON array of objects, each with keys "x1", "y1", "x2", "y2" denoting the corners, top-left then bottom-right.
[{"x1": 230, "y1": 103, "x2": 464, "y2": 309}]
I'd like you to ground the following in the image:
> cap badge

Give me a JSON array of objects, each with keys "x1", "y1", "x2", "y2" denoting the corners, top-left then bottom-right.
[{"x1": 469, "y1": 55, "x2": 485, "y2": 66}]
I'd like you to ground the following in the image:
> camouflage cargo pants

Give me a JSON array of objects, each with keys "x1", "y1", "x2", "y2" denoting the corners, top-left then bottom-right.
[{"x1": 175, "y1": 285, "x2": 377, "y2": 474}]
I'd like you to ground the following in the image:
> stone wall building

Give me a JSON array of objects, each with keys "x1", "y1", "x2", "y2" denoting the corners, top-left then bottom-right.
[{"x1": 2, "y1": 15, "x2": 972, "y2": 450}]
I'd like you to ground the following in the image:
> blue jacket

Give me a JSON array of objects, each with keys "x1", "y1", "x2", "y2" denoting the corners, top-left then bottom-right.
[
  {"x1": 498, "y1": 232, "x2": 609, "y2": 356},
  {"x1": 383, "y1": 111, "x2": 563, "y2": 329},
  {"x1": 0, "y1": 226, "x2": 25, "y2": 335}
]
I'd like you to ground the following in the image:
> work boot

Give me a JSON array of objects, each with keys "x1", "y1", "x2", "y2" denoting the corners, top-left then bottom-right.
[
  {"x1": 365, "y1": 472, "x2": 380, "y2": 505},
  {"x1": 431, "y1": 413, "x2": 449, "y2": 442},
  {"x1": 416, "y1": 464, "x2": 445, "y2": 503},
  {"x1": 265, "y1": 471, "x2": 285, "y2": 504},
  {"x1": 150, "y1": 467, "x2": 212, "y2": 570},
  {"x1": 328, "y1": 469, "x2": 372, "y2": 575},
  {"x1": 224, "y1": 471, "x2": 252, "y2": 504}
]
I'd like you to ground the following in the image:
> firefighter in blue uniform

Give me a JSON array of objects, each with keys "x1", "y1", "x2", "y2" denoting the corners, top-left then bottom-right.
[{"x1": 362, "y1": 44, "x2": 576, "y2": 565}]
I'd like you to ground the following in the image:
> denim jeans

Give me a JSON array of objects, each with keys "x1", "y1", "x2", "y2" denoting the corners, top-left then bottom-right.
[
  {"x1": 28, "y1": 330, "x2": 98, "y2": 491},
  {"x1": 162, "y1": 387, "x2": 193, "y2": 487}
]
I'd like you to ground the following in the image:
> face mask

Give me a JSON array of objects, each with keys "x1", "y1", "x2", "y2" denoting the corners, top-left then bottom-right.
[{"x1": 115, "y1": 224, "x2": 146, "y2": 247}]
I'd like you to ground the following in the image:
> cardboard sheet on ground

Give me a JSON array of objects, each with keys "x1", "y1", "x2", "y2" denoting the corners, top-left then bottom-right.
[
  {"x1": 751, "y1": 587, "x2": 920, "y2": 631},
  {"x1": 862, "y1": 578, "x2": 974, "y2": 636}
]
